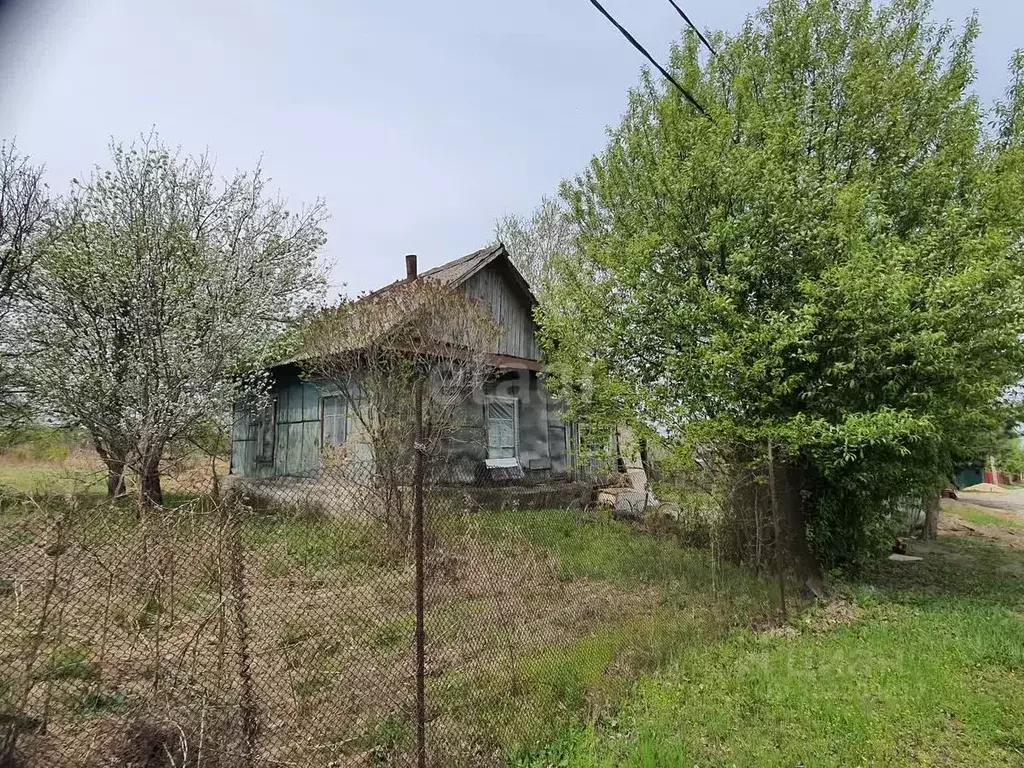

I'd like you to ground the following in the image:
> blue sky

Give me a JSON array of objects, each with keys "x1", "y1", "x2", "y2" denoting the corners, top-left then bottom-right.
[{"x1": 0, "y1": 0, "x2": 1020, "y2": 297}]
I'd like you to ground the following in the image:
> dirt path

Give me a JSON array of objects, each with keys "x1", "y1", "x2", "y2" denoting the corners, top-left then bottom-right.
[
  {"x1": 939, "y1": 498, "x2": 1024, "y2": 550},
  {"x1": 955, "y1": 486, "x2": 1024, "y2": 517}
]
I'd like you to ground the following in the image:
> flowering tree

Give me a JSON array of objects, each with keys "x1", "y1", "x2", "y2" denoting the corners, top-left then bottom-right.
[
  {"x1": 0, "y1": 141, "x2": 49, "y2": 427},
  {"x1": 27, "y1": 134, "x2": 327, "y2": 505}
]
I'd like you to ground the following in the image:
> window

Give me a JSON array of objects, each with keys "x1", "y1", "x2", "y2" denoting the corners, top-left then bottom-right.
[
  {"x1": 255, "y1": 400, "x2": 276, "y2": 463},
  {"x1": 485, "y1": 396, "x2": 518, "y2": 460},
  {"x1": 321, "y1": 396, "x2": 347, "y2": 447}
]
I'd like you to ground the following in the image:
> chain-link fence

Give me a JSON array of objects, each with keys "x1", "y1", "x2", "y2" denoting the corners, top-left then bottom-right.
[{"x1": 1, "y1": 444, "x2": 786, "y2": 768}]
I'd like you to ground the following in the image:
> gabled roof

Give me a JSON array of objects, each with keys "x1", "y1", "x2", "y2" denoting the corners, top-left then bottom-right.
[
  {"x1": 360, "y1": 243, "x2": 536, "y2": 307},
  {"x1": 272, "y1": 243, "x2": 536, "y2": 371}
]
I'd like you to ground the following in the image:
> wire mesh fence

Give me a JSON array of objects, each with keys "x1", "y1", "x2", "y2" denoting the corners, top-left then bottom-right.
[{"x1": 1, "y1": 449, "x2": 785, "y2": 768}]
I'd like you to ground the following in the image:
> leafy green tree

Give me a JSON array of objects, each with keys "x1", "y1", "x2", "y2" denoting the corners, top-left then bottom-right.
[{"x1": 541, "y1": 0, "x2": 1024, "y2": 578}]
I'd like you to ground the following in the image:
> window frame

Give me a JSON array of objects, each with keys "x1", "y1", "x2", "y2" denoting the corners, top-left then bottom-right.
[
  {"x1": 320, "y1": 395, "x2": 347, "y2": 449},
  {"x1": 485, "y1": 394, "x2": 520, "y2": 461}
]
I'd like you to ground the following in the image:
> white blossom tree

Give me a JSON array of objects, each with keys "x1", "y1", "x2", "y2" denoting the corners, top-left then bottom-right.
[
  {"x1": 493, "y1": 194, "x2": 575, "y2": 296},
  {"x1": 26, "y1": 134, "x2": 327, "y2": 505},
  {"x1": 0, "y1": 141, "x2": 49, "y2": 427}
]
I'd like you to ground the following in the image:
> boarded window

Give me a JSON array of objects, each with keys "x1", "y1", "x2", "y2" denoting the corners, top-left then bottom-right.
[
  {"x1": 321, "y1": 396, "x2": 347, "y2": 447},
  {"x1": 485, "y1": 396, "x2": 518, "y2": 460},
  {"x1": 255, "y1": 400, "x2": 276, "y2": 463}
]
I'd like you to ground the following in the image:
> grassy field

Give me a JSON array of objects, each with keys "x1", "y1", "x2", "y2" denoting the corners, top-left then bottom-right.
[
  {"x1": 0, "y1": 447, "x2": 226, "y2": 500},
  {"x1": 0, "y1": 482, "x2": 784, "y2": 767},
  {"x1": 0, "y1": 457, "x2": 106, "y2": 494},
  {"x1": 518, "y1": 531, "x2": 1024, "y2": 767}
]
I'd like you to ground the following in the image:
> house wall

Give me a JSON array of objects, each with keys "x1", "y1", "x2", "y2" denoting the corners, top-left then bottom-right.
[
  {"x1": 231, "y1": 370, "x2": 369, "y2": 479},
  {"x1": 231, "y1": 369, "x2": 573, "y2": 482},
  {"x1": 460, "y1": 262, "x2": 541, "y2": 360},
  {"x1": 441, "y1": 369, "x2": 569, "y2": 481},
  {"x1": 231, "y1": 375, "x2": 322, "y2": 478}
]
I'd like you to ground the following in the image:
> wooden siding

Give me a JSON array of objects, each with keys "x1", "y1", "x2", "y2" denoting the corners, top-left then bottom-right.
[
  {"x1": 231, "y1": 376, "x2": 372, "y2": 478},
  {"x1": 460, "y1": 262, "x2": 541, "y2": 360},
  {"x1": 273, "y1": 381, "x2": 322, "y2": 477},
  {"x1": 231, "y1": 370, "x2": 571, "y2": 482},
  {"x1": 231, "y1": 379, "x2": 323, "y2": 478}
]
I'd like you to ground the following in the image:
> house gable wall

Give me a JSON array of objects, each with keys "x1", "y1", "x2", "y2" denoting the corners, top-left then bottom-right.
[{"x1": 459, "y1": 261, "x2": 540, "y2": 360}]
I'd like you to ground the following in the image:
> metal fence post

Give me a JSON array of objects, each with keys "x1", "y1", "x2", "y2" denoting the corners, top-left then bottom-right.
[
  {"x1": 767, "y1": 439, "x2": 787, "y2": 622},
  {"x1": 413, "y1": 376, "x2": 427, "y2": 768}
]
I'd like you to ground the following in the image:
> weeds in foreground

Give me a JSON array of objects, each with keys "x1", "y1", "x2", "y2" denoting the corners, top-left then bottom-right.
[{"x1": 1, "y1": 488, "x2": 782, "y2": 767}]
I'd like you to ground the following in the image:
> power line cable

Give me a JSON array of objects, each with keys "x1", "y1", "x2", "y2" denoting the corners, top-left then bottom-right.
[
  {"x1": 585, "y1": 0, "x2": 710, "y2": 119},
  {"x1": 665, "y1": 0, "x2": 718, "y2": 57}
]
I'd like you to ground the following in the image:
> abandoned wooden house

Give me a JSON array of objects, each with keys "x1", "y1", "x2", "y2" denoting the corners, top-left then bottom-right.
[{"x1": 229, "y1": 244, "x2": 579, "y2": 483}]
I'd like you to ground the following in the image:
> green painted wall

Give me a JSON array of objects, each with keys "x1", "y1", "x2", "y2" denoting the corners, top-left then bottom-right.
[
  {"x1": 230, "y1": 368, "x2": 571, "y2": 481},
  {"x1": 231, "y1": 373, "x2": 326, "y2": 478}
]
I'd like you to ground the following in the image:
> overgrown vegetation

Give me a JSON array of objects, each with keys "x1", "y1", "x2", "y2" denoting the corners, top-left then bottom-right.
[
  {"x1": 518, "y1": 535, "x2": 1024, "y2": 767},
  {"x1": 0, "y1": 484, "x2": 781, "y2": 766},
  {"x1": 298, "y1": 276, "x2": 500, "y2": 554},
  {"x1": 537, "y1": 0, "x2": 1024, "y2": 579}
]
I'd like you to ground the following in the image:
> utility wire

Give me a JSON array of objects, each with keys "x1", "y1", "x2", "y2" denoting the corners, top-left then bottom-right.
[
  {"x1": 665, "y1": 0, "x2": 718, "y2": 57},
  {"x1": 585, "y1": 0, "x2": 710, "y2": 119}
]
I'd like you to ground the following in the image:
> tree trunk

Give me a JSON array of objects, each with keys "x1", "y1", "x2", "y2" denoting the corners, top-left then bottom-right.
[
  {"x1": 106, "y1": 460, "x2": 127, "y2": 499},
  {"x1": 778, "y1": 459, "x2": 826, "y2": 598},
  {"x1": 140, "y1": 460, "x2": 164, "y2": 508},
  {"x1": 210, "y1": 452, "x2": 221, "y2": 502},
  {"x1": 639, "y1": 437, "x2": 654, "y2": 479},
  {"x1": 92, "y1": 435, "x2": 127, "y2": 500},
  {"x1": 921, "y1": 492, "x2": 940, "y2": 540}
]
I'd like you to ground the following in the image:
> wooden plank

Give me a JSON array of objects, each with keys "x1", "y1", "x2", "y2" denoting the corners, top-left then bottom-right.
[
  {"x1": 230, "y1": 439, "x2": 249, "y2": 476},
  {"x1": 300, "y1": 421, "x2": 320, "y2": 473},
  {"x1": 285, "y1": 383, "x2": 306, "y2": 423},
  {"x1": 274, "y1": 421, "x2": 289, "y2": 476},
  {"x1": 275, "y1": 386, "x2": 289, "y2": 423},
  {"x1": 287, "y1": 422, "x2": 305, "y2": 475},
  {"x1": 462, "y1": 264, "x2": 541, "y2": 360},
  {"x1": 302, "y1": 382, "x2": 321, "y2": 421}
]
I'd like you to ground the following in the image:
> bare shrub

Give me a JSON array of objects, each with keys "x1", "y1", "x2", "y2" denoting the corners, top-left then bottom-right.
[{"x1": 299, "y1": 278, "x2": 500, "y2": 555}]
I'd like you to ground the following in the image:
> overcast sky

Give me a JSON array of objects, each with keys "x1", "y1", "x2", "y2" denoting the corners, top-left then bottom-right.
[{"x1": 0, "y1": 0, "x2": 1020, "y2": 297}]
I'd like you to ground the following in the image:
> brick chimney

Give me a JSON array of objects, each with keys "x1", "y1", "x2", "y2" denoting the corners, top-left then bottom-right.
[{"x1": 405, "y1": 253, "x2": 418, "y2": 281}]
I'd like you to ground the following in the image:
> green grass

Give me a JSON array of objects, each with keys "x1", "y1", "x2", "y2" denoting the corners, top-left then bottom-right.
[
  {"x1": 953, "y1": 504, "x2": 1024, "y2": 530},
  {"x1": 42, "y1": 645, "x2": 100, "y2": 681},
  {"x1": 246, "y1": 517, "x2": 377, "y2": 576},
  {"x1": 0, "y1": 462, "x2": 105, "y2": 495},
  {"x1": 518, "y1": 536, "x2": 1024, "y2": 768},
  {"x1": 465, "y1": 509, "x2": 764, "y2": 595},
  {"x1": 431, "y1": 510, "x2": 786, "y2": 757}
]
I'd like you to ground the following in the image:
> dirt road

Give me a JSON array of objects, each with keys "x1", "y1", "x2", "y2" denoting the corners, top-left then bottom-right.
[{"x1": 956, "y1": 486, "x2": 1024, "y2": 518}]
